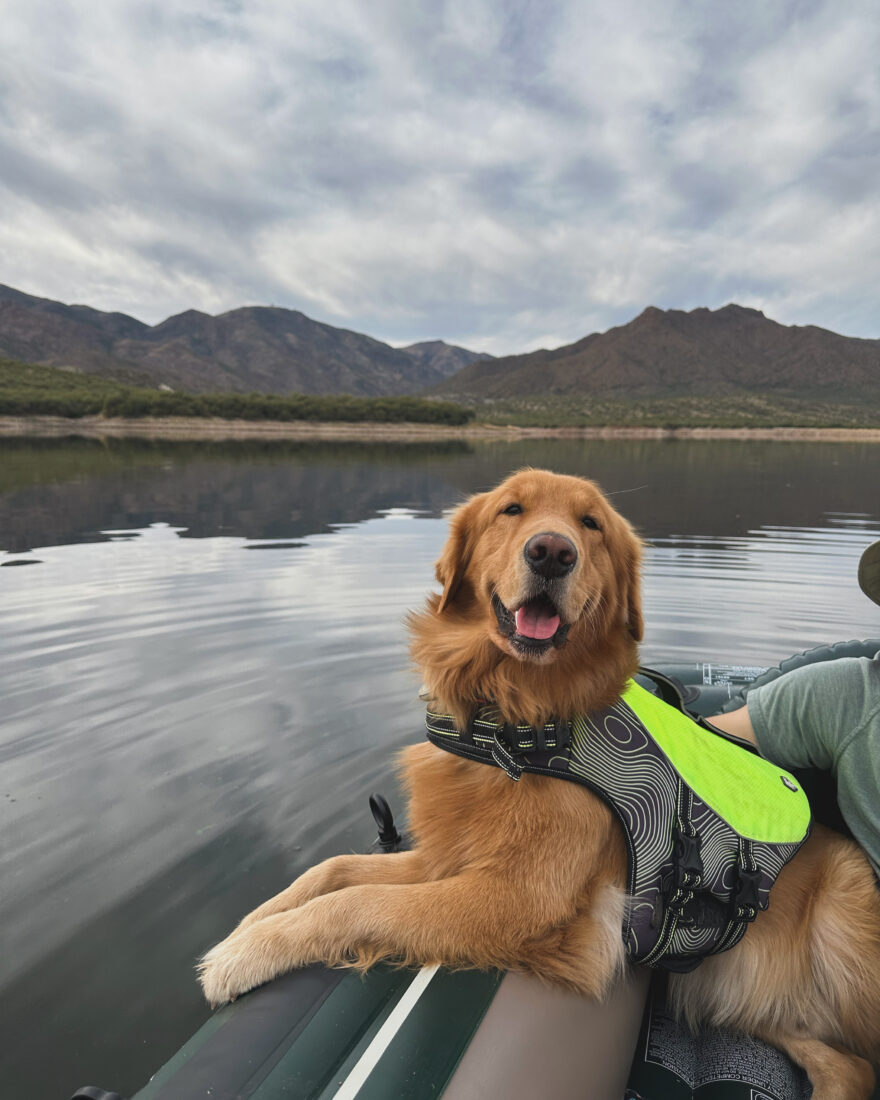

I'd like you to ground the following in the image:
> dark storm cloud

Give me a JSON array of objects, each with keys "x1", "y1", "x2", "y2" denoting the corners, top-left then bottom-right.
[{"x1": 1, "y1": 0, "x2": 878, "y2": 351}]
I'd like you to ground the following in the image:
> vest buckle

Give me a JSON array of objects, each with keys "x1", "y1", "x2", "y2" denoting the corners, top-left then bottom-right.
[
  {"x1": 733, "y1": 867, "x2": 763, "y2": 921},
  {"x1": 671, "y1": 828, "x2": 703, "y2": 890},
  {"x1": 554, "y1": 718, "x2": 571, "y2": 750}
]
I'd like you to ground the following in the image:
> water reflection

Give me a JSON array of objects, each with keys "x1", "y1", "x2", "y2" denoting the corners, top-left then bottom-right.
[
  {"x1": 2, "y1": 435, "x2": 879, "y2": 552},
  {"x1": 643, "y1": 522, "x2": 880, "y2": 662},
  {"x1": 0, "y1": 436, "x2": 878, "y2": 1098},
  {"x1": 0, "y1": 437, "x2": 472, "y2": 553}
]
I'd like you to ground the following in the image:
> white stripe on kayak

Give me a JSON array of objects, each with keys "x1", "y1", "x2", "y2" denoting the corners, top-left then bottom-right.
[{"x1": 333, "y1": 964, "x2": 441, "y2": 1100}]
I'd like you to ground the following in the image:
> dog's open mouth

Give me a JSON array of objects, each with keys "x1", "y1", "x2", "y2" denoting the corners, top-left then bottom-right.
[{"x1": 492, "y1": 593, "x2": 570, "y2": 653}]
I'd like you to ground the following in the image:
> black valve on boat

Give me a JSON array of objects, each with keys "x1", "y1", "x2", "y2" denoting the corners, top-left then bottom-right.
[{"x1": 369, "y1": 792, "x2": 402, "y2": 852}]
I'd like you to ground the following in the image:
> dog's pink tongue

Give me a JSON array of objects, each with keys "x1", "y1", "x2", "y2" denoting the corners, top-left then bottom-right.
[{"x1": 515, "y1": 604, "x2": 560, "y2": 640}]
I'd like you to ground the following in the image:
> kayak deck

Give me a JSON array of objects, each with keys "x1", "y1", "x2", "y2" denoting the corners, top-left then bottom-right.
[
  {"x1": 134, "y1": 964, "x2": 503, "y2": 1099},
  {"x1": 134, "y1": 963, "x2": 652, "y2": 1100}
]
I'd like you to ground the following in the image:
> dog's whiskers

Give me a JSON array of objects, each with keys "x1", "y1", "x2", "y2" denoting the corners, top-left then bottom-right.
[
  {"x1": 603, "y1": 485, "x2": 647, "y2": 497},
  {"x1": 585, "y1": 592, "x2": 608, "y2": 636}
]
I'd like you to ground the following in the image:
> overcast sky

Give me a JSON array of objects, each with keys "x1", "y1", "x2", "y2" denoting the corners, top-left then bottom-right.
[{"x1": 1, "y1": 0, "x2": 879, "y2": 354}]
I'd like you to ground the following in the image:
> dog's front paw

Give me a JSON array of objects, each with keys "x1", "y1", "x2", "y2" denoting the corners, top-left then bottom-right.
[
  {"x1": 197, "y1": 925, "x2": 283, "y2": 1007},
  {"x1": 235, "y1": 898, "x2": 287, "y2": 933}
]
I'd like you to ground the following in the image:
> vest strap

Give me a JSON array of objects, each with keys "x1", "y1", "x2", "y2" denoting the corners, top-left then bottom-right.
[
  {"x1": 708, "y1": 838, "x2": 763, "y2": 955},
  {"x1": 491, "y1": 728, "x2": 524, "y2": 781},
  {"x1": 641, "y1": 777, "x2": 704, "y2": 966},
  {"x1": 425, "y1": 706, "x2": 572, "y2": 763}
]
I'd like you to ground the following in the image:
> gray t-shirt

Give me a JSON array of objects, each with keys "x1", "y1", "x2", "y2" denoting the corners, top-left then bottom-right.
[{"x1": 747, "y1": 652, "x2": 880, "y2": 878}]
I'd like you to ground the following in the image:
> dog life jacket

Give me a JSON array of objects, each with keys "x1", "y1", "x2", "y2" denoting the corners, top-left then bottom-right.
[{"x1": 425, "y1": 677, "x2": 811, "y2": 972}]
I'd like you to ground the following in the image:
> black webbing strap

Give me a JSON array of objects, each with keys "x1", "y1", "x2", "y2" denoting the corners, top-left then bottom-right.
[
  {"x1": 642, "y1": 777, "x2": 703, "y2": 966},
  {"x1": 710, "y1": 837, "x2": 762, "y2": 955},
  {"x1": 491, "y1": 728, "x2": 525, "y2": 780},
  {"x1": 426, "y1": 708, "x2": 572, "y2": 754},
  {"x1": 426, "y1": 707, "x2": 574, "y2": 783}
]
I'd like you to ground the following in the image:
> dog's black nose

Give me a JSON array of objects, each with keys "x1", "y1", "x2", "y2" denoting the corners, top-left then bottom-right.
[{"x1": 523, "y1": 532, "x2": 578, "y2": 578}]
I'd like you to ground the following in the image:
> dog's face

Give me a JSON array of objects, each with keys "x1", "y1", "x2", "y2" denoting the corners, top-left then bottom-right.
[{"x1": 434, "y1": 468, "x2": 643, "y2": 664}]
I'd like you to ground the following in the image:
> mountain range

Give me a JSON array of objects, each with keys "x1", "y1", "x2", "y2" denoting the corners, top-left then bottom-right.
[
  {"x1": 0, "y1": 284, "x2": 489, "y2": 397},
  {"x1": 1, "y1": 284, "x2": 878, "y2": 404},
  {"x1": 431, "y1": 304, "x2": 880, "y2": 402}
]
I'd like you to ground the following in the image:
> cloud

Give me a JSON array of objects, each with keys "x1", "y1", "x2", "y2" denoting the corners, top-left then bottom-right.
[{"x1": 0, "y1": 0, "x2": 878, "y2": 353}]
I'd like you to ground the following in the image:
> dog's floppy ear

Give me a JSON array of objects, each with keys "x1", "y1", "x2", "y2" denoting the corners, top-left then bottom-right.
[
  {"x1": 607, "y1": 511, "x2": 644, "y2": 641},
  {"x1": 435, "y1": 493, "x2": 486, "y2": 613},
  {"x1": 623, "y1": 539, "x2": 644, "y2": 641}
]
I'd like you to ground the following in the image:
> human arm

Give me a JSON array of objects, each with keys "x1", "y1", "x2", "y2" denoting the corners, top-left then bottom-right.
[
  {"x1": 743, "y1": 658, "x2": 876, "y2": 771},
  {"x1": 706, "y1": 705, "x2": 758, "y2": 750},
  {"x1": 712, "y1": 658, "x2": 876, "y2": 770},
  {"x1": 711, "y1": 655, "x2": 880, "y2": 876}
]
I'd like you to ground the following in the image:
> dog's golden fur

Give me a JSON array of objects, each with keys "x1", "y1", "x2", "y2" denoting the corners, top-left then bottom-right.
[{"x1": 199, "y1": 469, "x2": 880, "y2": 1098}]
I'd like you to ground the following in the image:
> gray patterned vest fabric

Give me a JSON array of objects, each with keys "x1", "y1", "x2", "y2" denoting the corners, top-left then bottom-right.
[{"x1": 425, "y1": 678, "x2": 811, "y2": 972}]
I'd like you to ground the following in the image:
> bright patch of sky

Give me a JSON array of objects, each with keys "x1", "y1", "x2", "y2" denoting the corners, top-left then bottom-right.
[{"x1": 1, "y1": 0, "x2": 878, "y2": 353}]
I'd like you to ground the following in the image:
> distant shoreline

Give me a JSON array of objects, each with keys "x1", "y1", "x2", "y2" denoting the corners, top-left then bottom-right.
[{"x1": 1, "y1": 415, "x2": 879, "y2": 443}]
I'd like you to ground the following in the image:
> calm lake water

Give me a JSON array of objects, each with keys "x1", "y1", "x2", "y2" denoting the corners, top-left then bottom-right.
[{"x1": 1, "y1": 434, "x2": 879, "y2": 1098}]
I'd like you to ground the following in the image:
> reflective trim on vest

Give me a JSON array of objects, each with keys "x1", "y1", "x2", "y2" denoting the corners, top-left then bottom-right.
[{"x1": 425, "y1": 680, "x2": 811, "y2": 971}]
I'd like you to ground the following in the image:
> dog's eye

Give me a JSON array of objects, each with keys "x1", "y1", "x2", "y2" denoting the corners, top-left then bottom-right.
[
  {"x1": 501, "y1": 503, "x2": 523, "y2": 516},
  {"x1": 581, "y1": 515, "x2": 601, "y2": 530}
]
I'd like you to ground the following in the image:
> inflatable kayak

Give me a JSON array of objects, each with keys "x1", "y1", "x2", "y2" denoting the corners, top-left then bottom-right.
[{"x1": 71, "y1": 640, "x2": 880, "y2": 1100}]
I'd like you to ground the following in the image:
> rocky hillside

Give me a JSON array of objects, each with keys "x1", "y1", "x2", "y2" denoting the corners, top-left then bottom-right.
[
  {"x1": 399, "y1": 339, "x2": 490, "y2": 377},
  {"x1": 432, "y1": 305, "x2": 880, "y2": 401},
  {"x1": 0, "y1": 285, "x2": 488, "y2": 397}
]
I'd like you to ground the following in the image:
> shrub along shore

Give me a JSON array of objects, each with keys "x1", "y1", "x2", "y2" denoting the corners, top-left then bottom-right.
[
  {"x1": 1, "y1": 357, "x2": 879, "y2": 435},
  {"x1": 0, "y1": 358, "x2": 473, "y2": 425}
]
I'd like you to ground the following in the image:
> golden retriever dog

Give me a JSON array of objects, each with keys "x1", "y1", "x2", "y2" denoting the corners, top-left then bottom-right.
[{"x1": 199, "y1": 469, "x2": 880, "y2": 1099}]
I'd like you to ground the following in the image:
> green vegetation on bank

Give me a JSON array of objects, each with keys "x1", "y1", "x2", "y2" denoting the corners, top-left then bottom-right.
[
  {"x1": 2, "y1": 357, "x2": 879, "y2": 430},
  {"x1": 0, "y1": 359, "x2": 474, "y2": 425},
  {"x1": 471, "y1": 392, "x2": 880, "y2": 429}
]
